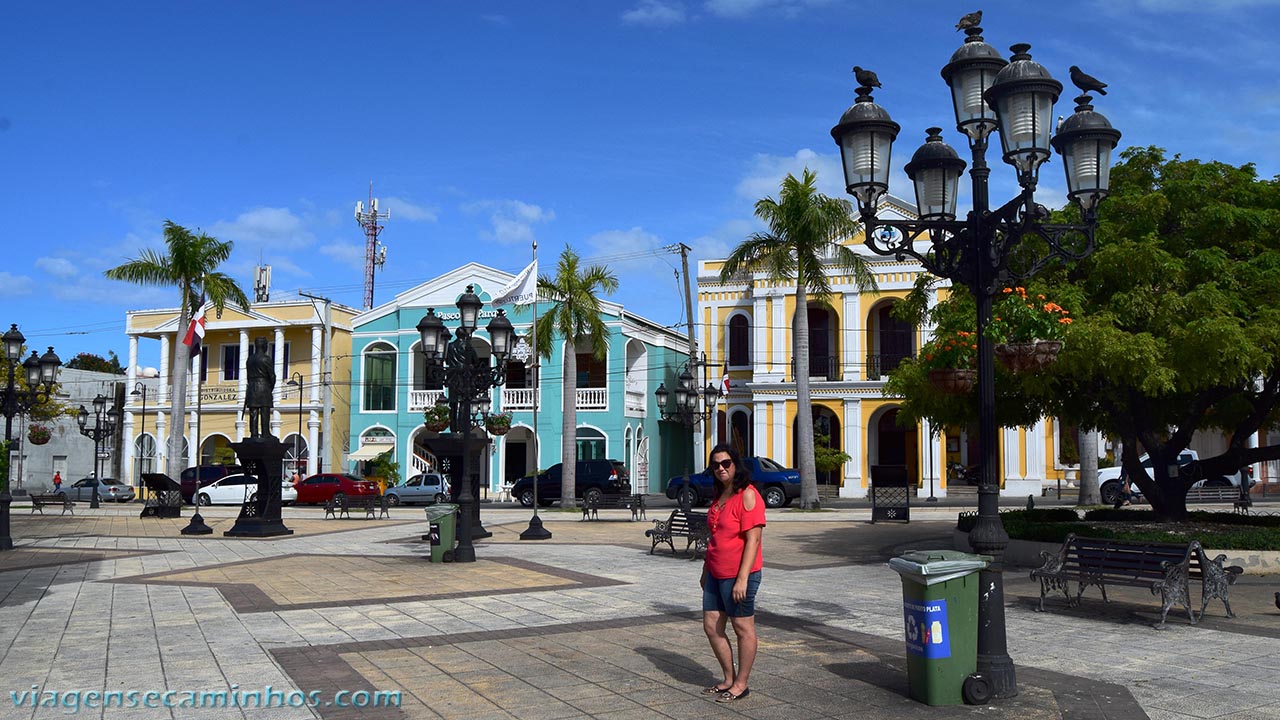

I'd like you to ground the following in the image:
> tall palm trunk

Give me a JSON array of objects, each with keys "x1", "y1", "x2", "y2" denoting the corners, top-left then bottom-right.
[
  {"x1": 1077, "y1": 429, "x2": 1099, "y2": 506},
  {"x1": 794, "y1": 282, "x2": 819, "y2": 509},
  {"x1": 167, "y1": 300, "x2": 191, "y2": 479},
  {"x1": 561, "y1": 346, "x2": 577, "y2": 506}
]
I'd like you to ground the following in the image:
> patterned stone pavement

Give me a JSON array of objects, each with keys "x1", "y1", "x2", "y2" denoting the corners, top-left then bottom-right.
[{"x1": 1, "y1": 504, "x2": 1278, "y2": 719}]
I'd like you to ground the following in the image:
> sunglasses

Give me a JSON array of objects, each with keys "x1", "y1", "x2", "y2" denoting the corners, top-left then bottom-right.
[{"x1": 711, "y1": 459, "x2": 734, "y2": 470}]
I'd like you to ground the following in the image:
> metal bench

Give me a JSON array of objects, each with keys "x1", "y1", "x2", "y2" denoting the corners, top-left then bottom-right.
[
  {"x1": 645, "y1": 509, "x2": 709, "y2": 559},
  {"x1": 580, "y1": 493, "x2": 646, "y2": 521},
  {"x1": 30, "y1": 493, "x2": 75, "y2": 515},
  {"x1": 1030, "y1": 533, "x2": 1242, "y2": 628},
  {"x1": 324, "y1": 495, "x2": 389, "y2": 519},
  {"x1": 1185, "y1": 485, "x2": 1251, "y2": 513}
]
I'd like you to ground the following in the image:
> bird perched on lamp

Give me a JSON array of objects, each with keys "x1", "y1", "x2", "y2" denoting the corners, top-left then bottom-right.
[
  {"x1": 1069, "y1": 66, "x2": 1108, "y2": 95},
  {"x1": 956, "y1": 10, "x2": 982, "y2": 31},
  {"x1": 852, "y1": 66, "x2": 881, "y2": 88}
]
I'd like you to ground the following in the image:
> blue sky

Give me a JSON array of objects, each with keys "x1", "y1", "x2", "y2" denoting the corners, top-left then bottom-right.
[{"x1": 3, "y1": 0, "x2": 1278, "y2": 370}]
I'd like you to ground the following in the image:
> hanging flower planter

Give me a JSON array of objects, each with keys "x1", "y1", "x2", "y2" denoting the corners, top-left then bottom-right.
[
  {"x1": 1034, "y1": 340, "x2": 1063, "y2": 367},
  {"x1": 927, "y1": 368, "x2": 977, "y2": 395},
  {"x1": 27, "y1": 424, "x2": 51, "y2": 445},
  {"x1": 988, "y1": 287, "x2": 1071, "y2": 372},
  {"x1": 485, "y1": 411, "x2": 513, "y2": 436},
  {"x1": 995, "y1": 342, "x2": 1039, "y2": 373},
  {"x1": 423, "y1": 404, "x2": 451, "y2": 433}
]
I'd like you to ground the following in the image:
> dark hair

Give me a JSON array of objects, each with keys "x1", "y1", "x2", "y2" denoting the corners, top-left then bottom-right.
[{"x1": 708, "y1": 443, "x2": 752, "y2": 496}]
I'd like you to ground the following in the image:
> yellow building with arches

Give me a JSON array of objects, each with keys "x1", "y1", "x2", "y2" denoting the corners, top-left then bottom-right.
[{"x1": 698, "y1": 196, "x2": 1075, "y2": 499}]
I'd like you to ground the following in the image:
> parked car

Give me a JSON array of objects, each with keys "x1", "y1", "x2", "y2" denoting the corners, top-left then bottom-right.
[
  {"x1": 179, "y1": 464, "x2": 245, "y2": 504},
  {"x1": 1094, "y1": 449, "x2": 1255, "y2": 505},
  {"x1": 61, "y1": 477, "x2": 136, "y2": 503},
  {"x1": 294, "y1": 473, "x2": 380, "y2": 505},
  {"x1": 664, "y1": 456, "x2": 801, "y2": 509},
  {"x1": 512, "y1": 459, "x2": 631, "y2": 507},
  {"x1": 196, "y1": 474, "x2": 298, "y2": 506},
  {"x1": 384, "y1": 474, "x2": 451, "y2": 506}
]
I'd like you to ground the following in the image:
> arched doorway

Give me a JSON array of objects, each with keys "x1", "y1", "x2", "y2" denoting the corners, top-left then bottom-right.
[
  {"x1": 791, "y1": 405, "x2": 842, "y2": 486},
  {"x1": 870, "y1": 407, "x2": 919, "y2": 486}
]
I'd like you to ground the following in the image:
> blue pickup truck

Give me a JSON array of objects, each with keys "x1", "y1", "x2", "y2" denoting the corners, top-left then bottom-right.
[{"x1": 664, "y1": 456, "x2": 801, "y2": 509}]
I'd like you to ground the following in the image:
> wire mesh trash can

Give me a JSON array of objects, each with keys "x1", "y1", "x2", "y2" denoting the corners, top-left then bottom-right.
[
  {"x1": 423, "y1": 504, "x2": 459, "y2": 563},
  {"x1": 888, "y1": 550, "x2": 990, "y2": 706},
  {"x1": 139, "y1": 473, "x2": 183, "y2": 519},
  {"x1": 870, "y1": 464, "x2": 911, "y2": 523}
]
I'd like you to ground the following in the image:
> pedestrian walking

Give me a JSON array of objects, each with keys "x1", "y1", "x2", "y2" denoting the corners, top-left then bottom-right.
[
  {"x1": 52, "y1": 471, "x2": 62, "y2": 492},
  {"x1": 699, "y1": 443, "x2": 765, "y2": 704}
]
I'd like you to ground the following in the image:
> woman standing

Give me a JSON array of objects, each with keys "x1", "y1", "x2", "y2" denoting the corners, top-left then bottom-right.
[{"x1": 700, "y1": 443, "x2": 766, "y2": 703}]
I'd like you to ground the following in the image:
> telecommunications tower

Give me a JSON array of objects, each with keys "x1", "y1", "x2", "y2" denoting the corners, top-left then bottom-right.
[{"x1": 354, "y1": 183, "x2": 390, "y2": 310}]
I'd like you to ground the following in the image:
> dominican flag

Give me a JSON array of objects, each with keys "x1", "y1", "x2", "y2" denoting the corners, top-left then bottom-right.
[
  {"x1": 721, "y1": 373, "x2": 731, "y2": 397},
  {"x1": 182, "y1": 301, "x2": 213, "y2": 355}
]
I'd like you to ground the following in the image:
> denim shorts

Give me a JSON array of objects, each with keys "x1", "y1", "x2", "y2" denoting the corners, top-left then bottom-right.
[{"x1": 702, "y1": 571, "x2": 761, "y2": 617}]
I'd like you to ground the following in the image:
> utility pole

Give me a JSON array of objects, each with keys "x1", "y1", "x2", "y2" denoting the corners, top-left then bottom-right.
[{"x1": 678, "y1": 243, "x2": 697, "y2": 361}]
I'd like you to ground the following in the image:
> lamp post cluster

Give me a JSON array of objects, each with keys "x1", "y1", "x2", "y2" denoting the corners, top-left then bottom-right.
[
  {"x1": 654, "y1": 354, "x2": 718, "y2": 509},
  {"x1": 416, "y1": 285, "x2": 514, "y2": 563},
  {"x1": 830, "y1": 20, "x2": 1120, "y2": 701},
  {"x1": 77, "y1": 394, "x2": 118, "y2": 510},
  {"x1": 1, "y1": 324, "x2": 62, "y2": 551}
]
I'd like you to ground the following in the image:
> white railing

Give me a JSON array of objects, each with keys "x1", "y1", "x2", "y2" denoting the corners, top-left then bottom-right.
[
  {"x1": 408, "y1": 390, "x2": 445, "y2": 412},
  {"x1": 502, "y1": 387, "x2": 538, "y2": 410},
  {"x1": 576, "y1": 387, "x2": 607, "y2": 410},
  {"x1": 410, "y1": 450, "x2": 435, "y2": 475}
]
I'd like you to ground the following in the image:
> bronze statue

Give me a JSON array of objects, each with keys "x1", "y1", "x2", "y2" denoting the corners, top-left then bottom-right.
[{"x1": 245, "y1": 336, "x2": 275, "y2": 439}]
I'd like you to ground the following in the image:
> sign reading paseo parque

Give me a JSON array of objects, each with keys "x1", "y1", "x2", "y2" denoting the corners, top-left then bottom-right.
[{"x1": 434, "y1": 309, "x2": 501, "y2": 322}]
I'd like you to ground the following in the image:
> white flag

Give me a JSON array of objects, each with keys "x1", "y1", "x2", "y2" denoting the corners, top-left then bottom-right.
[{"x1": 493, "y1": 260, "x2": 538, "y2": 306}]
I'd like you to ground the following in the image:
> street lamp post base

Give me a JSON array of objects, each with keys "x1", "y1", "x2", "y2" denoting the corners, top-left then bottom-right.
[
  {"x1": 181, "y1": 511, "x2": 213, "y2": 535},
  {"x1": 472, "y1": 524, "x2": 492, "y2": 540},
  {"x1": 519, "y1": 514, "x2": 552, "y2": 540},
  {"x1": 452, "y1": 544, "x2": 476, "y2": 563},
  {"x1": 977, "y1": 653, "x2": 1018, "y2": 700}
]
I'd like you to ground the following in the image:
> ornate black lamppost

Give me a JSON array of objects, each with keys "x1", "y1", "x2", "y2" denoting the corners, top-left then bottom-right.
[
  {"x1": 1, "y1": 324, "x2": 61, "y2": 550},
  {"x1": 77, "y1": 394, "x2": 118, "y2": 510},
  {"x1": 286, "y1": 372, "x2": 305, "y2": 478},
  {"x1": 654, "y1": 353, "x2": 719, "y2": 510},
  {"x1": 831, "y1": 21, "x2": 1120, "y2": 702},
  {"x1": 416, "y1": 285, "x2": 514, "y2": 563},
  {"x1": 130, "y1": 382, "x2": 148, "y2": 489}
]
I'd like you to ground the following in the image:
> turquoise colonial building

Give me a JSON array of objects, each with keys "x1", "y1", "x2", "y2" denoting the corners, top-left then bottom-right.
[{"x1": 347, "y1": 263, "x2": 693, "y2": 495}]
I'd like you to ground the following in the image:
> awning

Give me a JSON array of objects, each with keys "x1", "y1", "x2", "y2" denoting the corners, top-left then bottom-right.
[{"x1": 348, "y1": 444, "x2": 392, "y2": 462}]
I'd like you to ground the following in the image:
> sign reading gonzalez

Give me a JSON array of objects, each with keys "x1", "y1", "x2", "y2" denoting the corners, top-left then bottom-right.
[
  {"x1": 493, "y1": 260, "x2": 537, "y2": 307},
  {"x1": 903, "y1": 598, "x2": 950, "y2": 659}
]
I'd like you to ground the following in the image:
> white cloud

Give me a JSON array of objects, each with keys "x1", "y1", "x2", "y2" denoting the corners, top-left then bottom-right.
[
  {"x1": 735, "y1": 148, "x2": 845, "y2": 202},
  {"x1": 0, "y1": 272, "x2": 34, "y2": 297},
  {"x1": 704, "y1": 0, "x2": 832, "y2": 18},
  {"x1": 382, "y1": 196, "x2": 439, "y2": 222},
  {"x1": 210, "y1": 207, "x2": 314, "y2": 250},
  {"x1": 319, "y1": 241, "x2": 365, "y2": 271},
  {"x1": 622, "y1": 1, "x2": 688, "y2": 25},
  {"x1": 463, "y1": 200, "x2": 556, "y2": 245},
  {"x1": 36, "y1": 257, "x2": 80, "y2": 279}
]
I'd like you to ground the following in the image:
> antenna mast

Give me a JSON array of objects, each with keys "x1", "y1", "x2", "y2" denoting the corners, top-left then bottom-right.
[{"x1": 354, "y1": 181, "x2": 390, "y2": 310}]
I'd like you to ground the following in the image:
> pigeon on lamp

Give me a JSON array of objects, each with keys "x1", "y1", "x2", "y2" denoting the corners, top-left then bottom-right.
[
  {"x1": 1069, "y1": 66, "x2": 1108, "y2": 95},
  {"x1": 853, "y1": 66, "x2": 881, "y2": 89},
  {"x1": 956, "y1": 10, "x2": 982, "y2": 31}
]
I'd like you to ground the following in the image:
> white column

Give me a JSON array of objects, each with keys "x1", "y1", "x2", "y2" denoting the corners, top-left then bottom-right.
[
  {"x1": 127, "y1": 336, "x2": 138, "y2": 388},
  {"x1": 1027, "y1": 419, "x2": 1047, "y2": 484},
  {"x1": 188, "y1": 410, "x2": 199, "y2": 467},
  {"x1": 122, "y1": 413, "x2": 136, "y2": 487},
  {"x1": 843, "y1": 292, "x2": 862, "y2": 380},
  {"x1": 236, "y1": 330, "x2": 249, "y2": 441},
  {"x1": 772, "y1": 401, "x2": 787, "y2": 468},
  {"x1": 310, "y1": 325, "x2": 322, "y2": 403},
  {"x1": 155, "y1": 412, "x2": 167, "y2": 465},
  {"x1": 271, "y1": 327, "x2": 285, "y2": 436},
  {"x1": 158, "y1": 335, "x2": 170, "y2": 405},
  {"x1": 844, "y1": 397, "x2": 866, "y2": 498},
  {"x1": 772, "y1": 293, "x2": 785, "y2": 374},
  {"x1": 189, "y1": 350, "x2": 199, "y2": 404},
  {"x1": 753, "y1": 295, "x2": 768, "y2": 374},
  {"x1": 308, "y1": 411, "x2": 320, "y2": 475},
  {"x1": 917, "y1": 418, "x2": 945, "y2": 499}
]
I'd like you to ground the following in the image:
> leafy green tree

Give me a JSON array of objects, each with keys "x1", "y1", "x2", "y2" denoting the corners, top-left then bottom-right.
[
  {"x1": 103, "y1": 221, "x2": 250, "y2": 479},
  {"x1": 813, "y1": 433, "x2": 852, "y2": 475},
  {"x1": 64, "y1": 351, "x2": 126, "y2": 374},
  {"x1": 719, "y1": 169, "x2": 877, "y2": 508},
  {"x1": 888, "y1": 147, "x2": 1280, "y2": 519},
  {"x1": 535, "y1": 246, "x2": 619, "y2": 507}
]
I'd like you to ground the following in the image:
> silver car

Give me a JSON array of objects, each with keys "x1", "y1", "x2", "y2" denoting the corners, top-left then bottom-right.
[
  {"x1": 63, "y1": 477, "x2": 136, "y2": 503},
  {"x1": 384, "y1": 474, "x2": 450, "y2": 506}
]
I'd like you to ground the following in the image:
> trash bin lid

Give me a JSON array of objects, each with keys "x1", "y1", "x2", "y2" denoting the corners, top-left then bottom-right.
[
  {"x1": 423, "y1": 504, "x2": 459, "y2": 520},
  {"x1": 889, "y1": 550, "x2": 990, "y2": 583}
]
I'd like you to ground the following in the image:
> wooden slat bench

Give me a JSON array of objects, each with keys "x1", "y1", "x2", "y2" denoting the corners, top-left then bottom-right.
[
  {"x1": 580, "y1": 493, "x2": 646, "y2": 521},
  {"x1": 645, "y1": 510, "x2": 709, "y2": 559},
  {"x1": 1185, "y1": 485, "x2": 1250, "y2": 513},
  {"x1": 30, "y1": 493, "x2": 75, "y2": 515},
  {"x1": 1030, "y1": 533, "x2": 1242, "y2": 628}
]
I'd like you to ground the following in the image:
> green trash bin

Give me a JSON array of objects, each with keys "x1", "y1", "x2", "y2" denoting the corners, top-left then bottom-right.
[
  {"x1": 888, "y1": 550, "x2": 990, "y2": 706},
  {"x1": 423, "y1": 504, "x2": 459, "y2": 563}
]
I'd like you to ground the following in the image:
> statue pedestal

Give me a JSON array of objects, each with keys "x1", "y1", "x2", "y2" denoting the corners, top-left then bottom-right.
[{"x1": 224, "y1": 437, "x2": 293, "y2": 538}]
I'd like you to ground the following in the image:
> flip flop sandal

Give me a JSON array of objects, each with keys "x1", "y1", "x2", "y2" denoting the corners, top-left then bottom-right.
[
  {"x1": 702, "y1": 685, "x2": 731, "y2": 695},
  {"x1": 715, "y1": 688, "x2": 750, "y2": 703}
]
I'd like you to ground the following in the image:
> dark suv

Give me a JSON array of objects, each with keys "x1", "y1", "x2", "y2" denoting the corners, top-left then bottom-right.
[
  {"x1": 512, "y1": 459, "x2": 630, "y2": 507},
  {"x1": 179, "y1": 465, "x2": 245, "y2": 504}
]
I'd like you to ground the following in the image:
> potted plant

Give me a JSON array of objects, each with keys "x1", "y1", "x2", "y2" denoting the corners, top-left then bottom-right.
[
  {"x1": 986, "y1": 287, "x2": 1071, "y2": 372},
  {"x1": 27, "y1": 424, "x2": 51, "y2": 446},
  {"x1": 918, "y1": 330, "x2": 978, "y2": 394},
  {"x1": 423, "y1": 403, "x2": 451, "y2": 432},
  {"x1": 485, "y1": 410, "x2": 513, "y2": 436}
]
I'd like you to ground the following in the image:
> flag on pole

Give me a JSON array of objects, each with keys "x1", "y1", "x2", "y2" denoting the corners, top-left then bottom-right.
[
  {"x1": 493, "y1": 260, "x2": 538, "y2": 307},
  {"x1": 182, "y1": 301, "x2": 213, "y2": 356},
  {"x1": 721, "y1": 373, "x2": 731, "y2": 397}
]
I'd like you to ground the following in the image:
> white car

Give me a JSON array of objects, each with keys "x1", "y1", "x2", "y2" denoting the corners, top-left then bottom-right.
[
  {"x1": 1094, "y1": 450, "x2": 1253, "y2": 505},
  {"x1": 196, "y1": 474, "x2": 298, "y2": 506}
]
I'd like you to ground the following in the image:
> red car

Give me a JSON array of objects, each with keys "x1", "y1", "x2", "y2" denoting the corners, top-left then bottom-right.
[{"x1": 294, "y1": 473, "x2": 380, "y2": 505}]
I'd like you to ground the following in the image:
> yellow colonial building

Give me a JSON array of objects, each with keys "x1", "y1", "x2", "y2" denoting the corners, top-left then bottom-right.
[
  {"x1": 121, "y1": 298, "x2": 359, "y2": 484},
  {"x1": 698, "y1": 196, "x2": 1075, "y2": 498}
]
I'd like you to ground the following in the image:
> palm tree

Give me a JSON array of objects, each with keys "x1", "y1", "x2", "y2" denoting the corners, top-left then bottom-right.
[
  {"x1": 719, "y1": 169, "x2": 877, "y2": 508},
  {"x1": 104, "y1": 221, "x2": 250, "y2": 479},
  {"x1": 535, "y1": 246, "x2": 619, "y2": 507}
]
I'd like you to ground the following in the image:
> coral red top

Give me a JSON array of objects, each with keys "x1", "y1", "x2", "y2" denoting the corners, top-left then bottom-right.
[{"x1": 704, "y1": 486, "x2": 766, "y2": 580}]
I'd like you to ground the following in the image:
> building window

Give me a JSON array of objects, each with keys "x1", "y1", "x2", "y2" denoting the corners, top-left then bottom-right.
[
  {"x1": 576, "y1": 427, "x2": 606, "y2": 460},
  {"x1": 363, "y1": 343, "x2": 397, "y2": 411},
  {"x1": 222, "y1": 345, "x2": 241, "y2": 382},
  {"x1": 199, "y1": 347, "x2": 208, "y2": 383},
  {"x1": 728, "y1": 314, "x2": 750, "y2": 367},
  {"x1": 576, "y1": 353, "x2": 607, "y2": 388}
]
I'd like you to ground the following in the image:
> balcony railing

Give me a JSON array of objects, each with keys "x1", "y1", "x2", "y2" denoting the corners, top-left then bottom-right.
[
  {"x1": 502, "y1": 387, "x2": 538, "y2": 410},
  {"x1": 867, "y1": 353, "x2": 914, "y2": 381},
  {"x1": 790, "y1": 356, "x2": 840, "y2": 381},
  {"x1": 408, "y1": 389, "x2": 445, "y2": 412},
  {"x1": 576, "y1": 387, "x2": 607, "y2": 410}
]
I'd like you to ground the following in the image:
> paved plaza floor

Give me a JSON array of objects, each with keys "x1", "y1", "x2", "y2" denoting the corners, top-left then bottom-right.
[{"x1": 0, "y1": 501, "x2": 1278, "y2": 719}]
